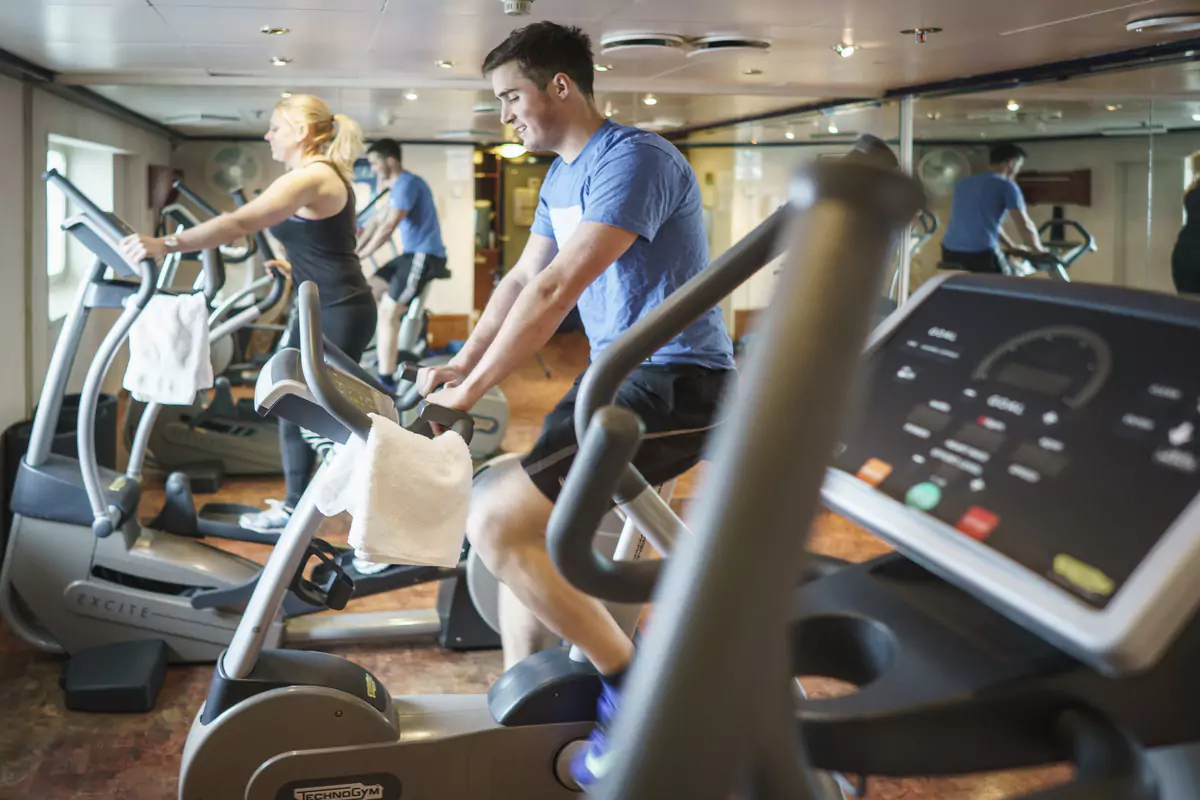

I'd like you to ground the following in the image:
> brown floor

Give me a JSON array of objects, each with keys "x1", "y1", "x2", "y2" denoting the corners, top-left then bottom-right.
[{"x1": 0, "y1": 333, "x2": 1066, "y2": 798}]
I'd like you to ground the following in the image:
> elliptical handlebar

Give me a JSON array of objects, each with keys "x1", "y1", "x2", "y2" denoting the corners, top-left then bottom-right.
[
  {"x1": 172, "y1": 178, "x2": 221, "y2": 218},
  {"x1": 256, "y1": 263, "x2": 288, "y2": 314},
  {"x1": 295, "y1": 282, "x2": 473, "y2": 444},
  {"x1": 199, "y1": 247, "x2": 226, "y2": 305},
  {"x1": 595, "y1": 160, "x2": 926, "y2": 799},
  {"x1": 916, "y1": 207, "x2": 939, "y2": 236},
  {"x1": 45, "y1": 169, "x2": 156, "y2": 302},
  {"x1": 548, "y1": 205, "x2": 791, "y2": 602},
  {"x1": 297, "y1": 282, "x2": 374, "y2": 440}
]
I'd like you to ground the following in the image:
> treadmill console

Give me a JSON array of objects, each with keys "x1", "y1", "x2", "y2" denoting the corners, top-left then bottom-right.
[{"x1": 823, "y1": 275, "x2": 1200, "y2": 675}]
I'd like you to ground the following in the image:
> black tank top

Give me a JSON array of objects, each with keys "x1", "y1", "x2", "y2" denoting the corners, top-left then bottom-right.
[
  {"x1": 1182, "y1": 188, "x2": 1200, "y2": 243},
  {"x1": 268, "y1": 162, "x2": 371, "y2": 307}
]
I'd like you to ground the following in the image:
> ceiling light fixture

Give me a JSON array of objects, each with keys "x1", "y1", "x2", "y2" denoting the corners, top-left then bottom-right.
[
  {"x1": 643, "y1": 93, "x2": 658, "y2": 106},
  {"x1": 1106, "y1": 104, "x2": 1122, "y2": 111},
  {"x1": 261, "y1": 26, "x2": 290, "y2": 35},
  {"x1": 270, "y1": 56, "x2": 291, "y2": 66},
  {"x1": 1126, "y1": 13, "x2": 1200, "y2": 34},
  {"x1": 925, "y1": 111, "x2": 941, "y2": 120},
  {"x1": 784, "y1": 127, "x2": 795, "y2": 139},
  {"x1": 1007, "y1": 100, "x2": 1021, "y2": 112},
  {"x1": 594, "y1": 64, "x2": 614, "y2": 72},
  {"x1": 435, "y1": 59, "x2": 456, "y2": 69},
  {"x1": 743, "y1": 67, "x2": 763, "y2": 75},
  {"x1": 828, "y1": 123, "x2": 839, "y2": 134},
  {"x1": 833, "y1": 42, "x2": 857, "y2": 58},
  {"x1": 603, "y1": 100, "x2": 617, "y2": 118},
  {"x1": 404, "y1": 90, "x2": 419, "y2": 100},
  {"x1": 901, "y1": 26, "x2": 943, "y2": 43},
  {"x1": 280, "y1": 91, "x2": 292, "y2": 98},
  {"x1": 502, "y1": 0, "x2": 534, "y2": 15},
  {"x1": 1192, "y1": 113, "x2": 1200, "y2": 122}
]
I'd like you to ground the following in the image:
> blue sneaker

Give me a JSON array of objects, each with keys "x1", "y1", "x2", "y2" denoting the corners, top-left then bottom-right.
[{"x1": 569, "y1": 681, "x2": 622, "y2": 789}]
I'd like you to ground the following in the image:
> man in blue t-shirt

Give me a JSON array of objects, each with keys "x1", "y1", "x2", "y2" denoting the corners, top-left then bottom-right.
[
  {"x1": 356, "y1": 138, "x2": 449, "y2": 388},
  {"x1": 941, "y1": 142, "x2": 1046, "y2": 273},
  {"x1": 415, "y1": 21, "x2": 734, "y2": 785}
]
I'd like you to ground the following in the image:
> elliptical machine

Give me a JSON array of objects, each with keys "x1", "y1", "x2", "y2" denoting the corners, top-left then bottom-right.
[{"x1": 0, "y1": 171, "x2": 502, "y2": 713}]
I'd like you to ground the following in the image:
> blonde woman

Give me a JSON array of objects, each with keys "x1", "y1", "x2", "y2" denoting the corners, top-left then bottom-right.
[
  {"x1": 1172, "y1": 152, "x2": 1200, "y2": 294},
  {"x1": 120, "y1": 94, "x2": 377, "y2": 533}
]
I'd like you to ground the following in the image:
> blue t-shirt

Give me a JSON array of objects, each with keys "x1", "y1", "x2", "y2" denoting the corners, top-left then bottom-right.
[
  {"x1": 531, "y1": 120, "x2": 734, "y2": 369},
  {"x1": 387, "y1": 170, "x2": 446, "y2": 258},
  {"x1": 942, "y1": 171, "x2": 1026, "y2": 252}
]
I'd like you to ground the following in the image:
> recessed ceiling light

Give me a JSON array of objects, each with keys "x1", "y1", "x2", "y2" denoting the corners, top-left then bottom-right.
[
  {"x1": 435, "y1": 59, "x2": 455, "y2": 69},
  {"x1": 833, "y1": 42, "x2": 857, "y2": 58},
  {"x1": 495, "y1": 142, "x2": 527, "y2": 159},
  {"x1": 261, "y1": 26, "x2": 290, "y2": 35},
  {"x1": 1006, "y1": 99, "x2": 1021, "y2": 112},
  {"x1": 280, "y1": 91, "x2": 292, "y2": 98},
  {"x1": 1106, "y1": 104, "x2": 1122, "y2": 111},
  {"x1": 643, "y1": 93, "x2": 658, "y2": 106},
  {"x1": 603, "y1": 100, "x2": 618, "y2": 117},
  {"x1": 925, "y1": 111, "x2": 941, "y2": 120},
  {"x1": 749, "y1": 138, "x2": 758, "y2": 145},
  {"x1": 270, "y1": 56, "x2": 291, "y2": 66},
  {"x1": 1192, "y1": 113, "x2": 1200, "y2": 122},
  {"x1": 784, "y1": 128, "x2": 795, "y2": 139},
  {"x1": 743, "y1": 67, "x2": 763, "y2": 75},
  {"x1": 404, "y1": 90, "x2": 419, "y2": 100},
  {"x1": 594, "y1": 64, "x2": 614, "y2": 72},
  {"x1": 828, "y1": 123, "x2": 839, "y2": 134}
]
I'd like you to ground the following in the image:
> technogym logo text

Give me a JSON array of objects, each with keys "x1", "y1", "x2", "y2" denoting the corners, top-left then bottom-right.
[{"x1": 293, "y1": 783, "x2": 384, "y2": 800}]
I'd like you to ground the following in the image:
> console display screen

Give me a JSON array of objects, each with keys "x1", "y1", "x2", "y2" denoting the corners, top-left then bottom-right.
[{"x1": 833, "y1": 288, "x2": 1200, "y2": 608}]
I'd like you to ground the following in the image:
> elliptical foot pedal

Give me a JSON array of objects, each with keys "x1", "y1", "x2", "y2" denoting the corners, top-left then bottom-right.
[
  {"x1": 59, "y1": 639, "x2": 168, "y2": 713},
  {"x1": 182, "y1": 460, "x2": 226, "y2": 493}
]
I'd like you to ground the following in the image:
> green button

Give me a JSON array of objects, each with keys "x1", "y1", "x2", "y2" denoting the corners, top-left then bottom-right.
[{"x1": 905, "y1": 481, "x2": 942, "y2": 511}]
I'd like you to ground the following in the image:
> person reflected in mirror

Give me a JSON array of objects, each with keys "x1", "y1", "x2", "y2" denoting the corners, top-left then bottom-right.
[
  {"x1": 1172, "y1": 152, "x2": 1200, "y2": 295},
  {"x1": 941, "y1": 142, "x2": 1046, "y2": 274},
  {"x1": 356, "y1": 139, "x2": 450, "y2": 389}
]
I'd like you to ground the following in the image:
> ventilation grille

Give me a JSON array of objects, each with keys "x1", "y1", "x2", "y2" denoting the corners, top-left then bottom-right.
[
  {"x1": 687, "y1": 35, "x2": 772, "y2": 57},
  {"x1": 599, "y1": 33, "x2": 688, "y2": 54}
]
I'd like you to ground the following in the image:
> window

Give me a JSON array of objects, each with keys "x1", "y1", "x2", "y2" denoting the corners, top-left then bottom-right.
[{"x1": 46, "y1": 147, "x2": 68, "y2": 279}]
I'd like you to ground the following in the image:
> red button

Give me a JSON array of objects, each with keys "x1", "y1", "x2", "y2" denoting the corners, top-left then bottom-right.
[{"x1": 956, "y1": 506, "x2": 1000, "y2": 541}]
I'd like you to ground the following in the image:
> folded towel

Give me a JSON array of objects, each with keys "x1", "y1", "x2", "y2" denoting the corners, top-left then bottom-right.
[
  {"x1": 315, "y1": 413, "x2": 473, "y2": 568},
  {"x1": 122, "y1": 292, "x2": 214, "y2": 405}
]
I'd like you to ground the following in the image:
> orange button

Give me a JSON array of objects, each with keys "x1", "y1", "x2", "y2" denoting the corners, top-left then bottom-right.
[
  {"x1": 856, "y1": 458, "x2": 893, "y2": 487},
  {"x1": 956, "y1": 506, "x2": 1000, "y2": 541}
]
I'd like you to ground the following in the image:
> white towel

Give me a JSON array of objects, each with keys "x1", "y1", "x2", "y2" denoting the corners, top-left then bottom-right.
[
  {"x1": 314, "y1": 413, "x2": 473, "y2": 568},
  {"x1": 122, "y1": 292, "x2": 214, "y2": 405}
]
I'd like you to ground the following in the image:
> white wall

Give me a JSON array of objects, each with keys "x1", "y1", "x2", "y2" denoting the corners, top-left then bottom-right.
[
  {"x1": 30, "y1": 90, "x2": 174, "y2": 401},
  {"x1": 0, "y1": 76, "x2": 28, "y2": 431}
]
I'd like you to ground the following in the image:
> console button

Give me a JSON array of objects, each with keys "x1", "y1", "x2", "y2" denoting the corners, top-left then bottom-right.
[
  {"x1": 855, "y1": 458, "x2": 892, "y2": 487},
  {"x1": 1052, "y1": 554, "x2": 1114, "y2": 598},
  {"x1": 956, "y1": 506, "x2": 999, "y2": 541},
  {"x1": 1117, "y1": 412, "x2": 1157, "y2": 440},
  {"x1": 906, "y1": 403, "x2": 952, "y2": 434},
  {"x1": 1148, "y1": 383, "x2": 1184, "y2": 403},
  {"x1": 1153, "y1": 448, "x2": 1198, "y2": 474},
  {"x1": 905, "y1": 482, "x2": 942, "y2": 511},
  {"x1": 1012, "y1": 441, "x2": 1068, "y2": 478},
  {"x1": 1169, "y1": 421, "x2": 1195, "y2": 447}
]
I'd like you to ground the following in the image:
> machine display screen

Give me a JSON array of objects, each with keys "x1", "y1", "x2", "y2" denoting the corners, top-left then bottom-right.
[{"x1": 833, "y1": 287, "x2": 1200, "y2": 608}]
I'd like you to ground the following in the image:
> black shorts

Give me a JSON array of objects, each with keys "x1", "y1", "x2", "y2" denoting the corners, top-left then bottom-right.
[
  {"x1": 522, "y1": 363, "x2": 733, "y2": 502},
  {"x1": 940, "y1": 246, "x2": 1005, "y2": 274},
  {"x1": 373, "y1": 252, "x2": 450, "y2": 304}
]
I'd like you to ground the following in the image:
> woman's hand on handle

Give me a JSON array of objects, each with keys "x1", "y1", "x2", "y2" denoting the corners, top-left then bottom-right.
[{"x1": 119, "y1": 234, "x2": 168, "y2": 263}]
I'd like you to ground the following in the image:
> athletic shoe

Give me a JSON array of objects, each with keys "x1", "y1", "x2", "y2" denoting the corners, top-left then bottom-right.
[
  {"x1": 569, "y1": 681, "x2": 623, "y2": 788},
  {"x1": 238, "y1": 498, "x2": 294, "y2": 534}
]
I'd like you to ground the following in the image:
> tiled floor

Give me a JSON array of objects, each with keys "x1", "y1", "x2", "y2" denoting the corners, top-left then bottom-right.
[{"x1": 0, "y1": 333, "x2": 1066, "y2": 798}]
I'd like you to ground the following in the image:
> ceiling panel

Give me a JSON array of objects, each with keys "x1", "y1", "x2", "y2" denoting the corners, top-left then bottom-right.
[
  {"x1": 0, "y1": 3, "x2": 179, "y2": 45},
  {"x1": 2, "y1": 0, "x2": 1198, "y2": 138},
  {"x1": 155, "y1": 6, "x2": 382, "y2": 47},
  {"x1": 149, "y1": 0, "x2": 385, "y2": 9}
]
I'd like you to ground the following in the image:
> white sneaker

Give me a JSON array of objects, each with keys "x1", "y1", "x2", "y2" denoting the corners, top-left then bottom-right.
[{"x1": 238, "y1": 499, "x2": 294, "y2": 534}]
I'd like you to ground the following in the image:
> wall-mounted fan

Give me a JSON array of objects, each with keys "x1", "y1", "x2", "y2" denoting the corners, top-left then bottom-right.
[
  {"x1": 918, "y1": 147, "x2": 972, "y2": 198},
  {"x1": 206, "y1": 144, "x2": 262, "y2": 194}
]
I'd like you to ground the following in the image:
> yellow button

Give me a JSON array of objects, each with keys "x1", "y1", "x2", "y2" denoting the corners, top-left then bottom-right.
[{"x1": 1053, "y1": 554, "x2": 1114, "y2": 597}]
